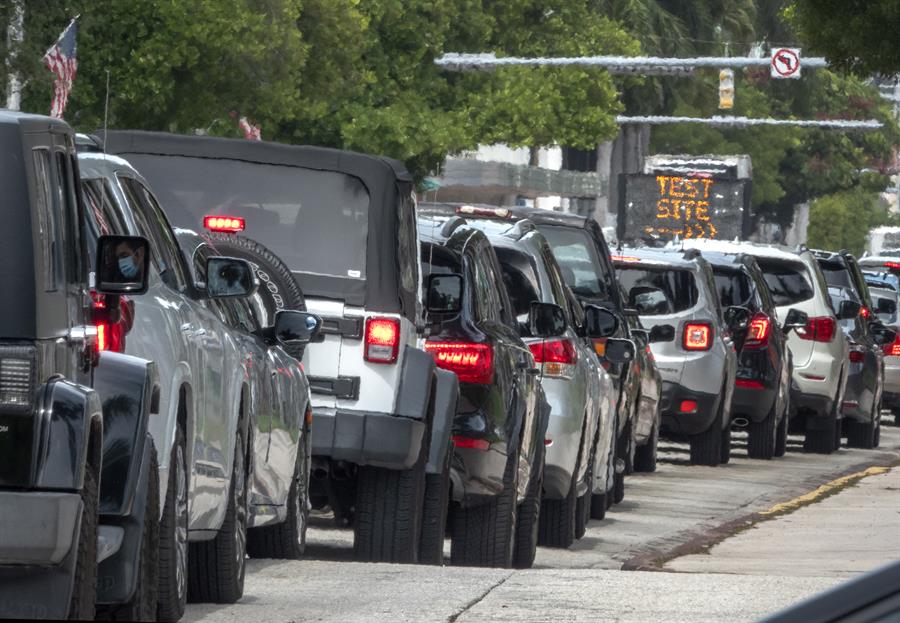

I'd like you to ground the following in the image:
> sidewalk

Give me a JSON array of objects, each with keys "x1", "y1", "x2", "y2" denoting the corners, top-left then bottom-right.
[{"x1": 665, "y1": 464, "x2": 900, "y2": 578}]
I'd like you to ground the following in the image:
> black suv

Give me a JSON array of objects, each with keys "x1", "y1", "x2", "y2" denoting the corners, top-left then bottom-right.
[
  {"x1": 704, "y1": 252, "x2": 795, "y2": 459},
  {"x1": 0, "y1": 112, "x2": 158, "y2": 620},
  {"x1": 814, "y1": 250, "x2": 894, "y2": 448},
  {"x1": 419, "y1": 217, "x2": 549, "y2": 568}
]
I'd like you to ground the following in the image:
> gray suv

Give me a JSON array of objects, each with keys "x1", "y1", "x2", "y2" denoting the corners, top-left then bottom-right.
[{"x1": 613, "y1": 248, "x2": 737, "y2": 466}]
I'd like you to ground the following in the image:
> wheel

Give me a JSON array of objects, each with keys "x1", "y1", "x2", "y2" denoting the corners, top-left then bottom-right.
[
  {"x1": 774, "y1": 405, "x2": 788, "y2": 458},
  {"x1": 247, "y1": 426, "x2": 311, "y2": 559},
  {"x1": 748, "y1": 402, "x2": 778, "y2": 460},
  {"x1": 157, "y1": 428, "x2": 188, "y2": 621},
  {"x1": 513, "y1": 443, "x2": 545, "y2": 569},
  {"x1": 590, "y1": 492, "x2": 607, "y2": 521},
  {"x1": 418, "y1": 441, "x2": 452, "y2": 566},
  {"x1": 804, "y1": 419, "x2": 838, "y2": 454},
  {"x1": 846, "y1": 419, "x2": 876, "y2": 449},
  {"x1": 874, "y1": 420, "x2": 882, "y2": 447},
  {"x1": 450, "y1": 449, "x2": 518, "y2": 568},
  {"x1": 574, "y1": 449, "x2": 593, "y2": 540},
  {"x1": 612, "y1": 468, "x2": 625, "y2": 504},
  {"x1": 68, "y1": 462, "x2": 99, "y2": 620},
  {"x1": 354, "y1": 441, "x2": 427, "y2": 564},
  {"x1": 690, "y1": 398, "x2": 723, "y2": 466},
  {"x1": 538, "y1": 473, "x2": 577, "y2": 549},
  {"x1": 633, "y1": 414, "x2": 659, "y2": 473},
  {"x1": 619, "y1": 420, "x2": 636, "y2": 475},
  {"x1": 892, "y1": 407, "x2": 900, "y2": 427},
  {"x1": 98, "y1": 443, "x2": 160, "y2": 622},
  {"x1": 188, "y1": 429, "x2": 249, "y2": 603}
]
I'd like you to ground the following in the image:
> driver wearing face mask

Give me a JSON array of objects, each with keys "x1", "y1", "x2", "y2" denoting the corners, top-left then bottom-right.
[{"x1": 114, "y1": 240, "x2": 146, "y2": 281}]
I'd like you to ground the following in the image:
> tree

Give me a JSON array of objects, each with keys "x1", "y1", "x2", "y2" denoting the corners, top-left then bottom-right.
[
  {"x1": 807, "y1": 187, "x2": 891, "y2": 255},
  {"x1": 789, "y1": 0, "x2": 900, "y2": 76}
]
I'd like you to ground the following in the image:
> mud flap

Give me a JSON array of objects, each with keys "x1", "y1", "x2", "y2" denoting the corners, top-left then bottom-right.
[{"x1": 426, "y1": 369, "x2": 458, "y2": 475}]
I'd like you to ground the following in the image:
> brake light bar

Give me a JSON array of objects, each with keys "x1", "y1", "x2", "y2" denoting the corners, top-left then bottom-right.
[
  {"x1": 683, "y1": 323, "x2": 712, "y2": 351},
  {"x1": 735, "y1": 378, "x2": 765, "y2": 390},
  {"x1": 424, "y1": 341, "x2": 493, "y2": 384},
  {"x1": 743, "y1": 313, "x2": 771, "y2": 350},
  {"x1": 364, "y1": 317, "x2": 400, "y2": 364},
  {"x1": 456, "y1": 206, "x2": 511, "y2": 219},
  {"x1": 452, "y1": 435, "x2": 490, "y2": 451},
  {"x1": 611, "y1": 255, "x2": 641, "y2": 263},
  {"x1": 203, "y1": 215, "x2": 246, "y2": 233},
  {"x1": 796, "y1": 316, "x2": 836, "y2": 343},
  {"x1": 884, "y1": 261, "x2": 900, "y2": 271}
]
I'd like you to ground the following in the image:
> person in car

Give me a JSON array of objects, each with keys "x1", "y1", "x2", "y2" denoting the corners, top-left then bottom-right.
[{"x1": 103, "y1": 237, "x2": 147, "y2": 282}]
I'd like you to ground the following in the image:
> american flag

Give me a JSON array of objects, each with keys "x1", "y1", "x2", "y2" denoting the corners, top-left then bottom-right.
[
  {"x1": 239, "y1": 116, "x2": 261, "y2": 141},
  {"x1": 42, "y1": 18, "x2": 78, "y2": 119}
]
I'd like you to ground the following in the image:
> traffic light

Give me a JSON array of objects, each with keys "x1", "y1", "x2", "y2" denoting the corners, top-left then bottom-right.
[{"x1": 719, "y1": 69, "x2": 734, "y2": 110}]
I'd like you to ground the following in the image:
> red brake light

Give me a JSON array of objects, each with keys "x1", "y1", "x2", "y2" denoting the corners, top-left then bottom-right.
[
  {"x1": 683, "y1": 323, "x2": 712, "y2": 351},
  {"x1": 859, "y1": 306, "x2": 871, "y2": 319},
  {"x1": 743, "y1": 313, "x2": 771, "y2": 349},
  {"x1": 679, "y1": 400, "x2": 698, "y2": 413},
  {"x1": 424, "y1": 341, "x2": 493, "y2": 384},
  {"x1": 735, "y1": 378, "x2": 765, "y2": 389},
  {"x1": 796, "y1": 316, "x2": 836, "y2": 343},
  {"x1": 849, "y1": 350, "x2": 865, "y2": 363},
  {"x1": 452, "y1": 435, "x2": 490, "y2": 451},
  {"x1": 884, "y1": 261, "x2": 900, "y2": 272},
  {"x1": 203, "y1": 215, "x2": 246, "y2": 233},
  {"x1": 883, "y1": 334, "x2": 900, "y2": 356},
  {"x1": 364, "y1": 317, "x2": 400, "y2": 364},
  {"x1": 96, "y1": 322, "x2": 108, "y2": 352},
  {"x1": 529, "y1": 339, "x2": 578, "y2": 378}
]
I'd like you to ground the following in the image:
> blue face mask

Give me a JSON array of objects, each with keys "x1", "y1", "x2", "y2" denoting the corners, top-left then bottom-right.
[{"x1": 118, "y1": 256, "x2": 139, "y2": 279}]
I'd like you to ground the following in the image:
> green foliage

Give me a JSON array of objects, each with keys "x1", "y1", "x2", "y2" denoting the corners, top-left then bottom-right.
[
  {"x1": 789, "y1": 0, "x2": 900, "y2": 76},
  {"x1": 807, "y1": 187, "x2": 890, "y2": 255}
]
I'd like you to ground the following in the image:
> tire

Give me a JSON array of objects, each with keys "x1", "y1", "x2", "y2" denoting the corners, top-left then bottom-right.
[
  {"x1": 513, "y1": 443, "x2": 544, "y2": 569},
  {"x1": 538, "y1": 473, "x2": 577, "y2": 549},
  {"x1": 612, "y1": 468, "x2": 625, "y2": 504},
  {"x1": 247, "y1": 427, "x2": 311, "y2": 559},
  {"x1": 574, "y1": 448, "x2": 593, "y2": 540},
  {"x1": 804, "y1": 420, "x2": 838, "y2": 454},
  {"x1": 689, "y1": 398, "x2": 723, "y2": 466},
  {"x1": 619, "y1": 420, "x2": 636, "y2": 476},
  {"x1": 774, "y1": 405, "x2": 788, "y2": 458},
  {"x1": 68, "y1": 462, "x2": 99, "y2": 621},
  {"x1": 354, "y1": 443, "x2": 427, "y2": 564},
  {"x1": 418, "y1": 442, "x2": 452, "y2": 566},
  {"x1": 748, "y1": 402, "x2": 778, "y2": 460},
  {"x1": 874, "y1": 420, "x2": 882, "y2": 447},
  {"x1": 590, "y1": 493, "x2": 607, "y2": 521},
  {"x1": 846, "y1": 419, "x2": 876, "y2": 449},
  {"x1": 450, "y1": 447, "x2": 518, "y2": 568},
  {"x1": 157, "y1": 428, "x2": 188, "y2": 622},
  {"x1": 634, "y1": 415, "x2": 659, "y2": 473},
  {"x1": 188, "y1": 429, "x2": 249, "y2": 603},
  {"x1": 98, "y1": 444, "x2": 160, "y2": 622}
]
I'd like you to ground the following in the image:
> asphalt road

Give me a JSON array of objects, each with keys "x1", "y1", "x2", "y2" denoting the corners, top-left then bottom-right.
[{"x1": 184, "y1": 424, "x2": 900, "y2": 623}]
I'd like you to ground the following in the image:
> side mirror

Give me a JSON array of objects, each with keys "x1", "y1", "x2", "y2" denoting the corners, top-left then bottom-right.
[
  {"x1": 604, "y1": 338, "x2": 636, "y2": 365},
  {"x1": 273, "y1": 310, "x2": 322, "y2": 344},
  {"x1": 782, "y1": 308, "x2": 809, "y2": 332},
  {"x1": 629, "y1": 286, "x2": 670, "y2": 315},
  {"x1": 876, "y1": 297, "x2": 897, "y2": 316},
  {"x1": 724, "y1": 306, "x2": 752, "y2": 332},
  {"x1": 96, "y1": 235, "x2": 151, "y2": 295},
  {"x1": 649, "y1": 324, "x2": 676, "y2": 343},
  {"x1": 583, "y1": 304, "x2": 619, "y2": 338},
  {"x1": 426, "y1": 273, "x2": 463, "y2": 314},
  {"x1": 206, "y1": 257, "x2": 257, "y2": 298},
  {"x1": 529, "y1": 302, "x2": 567, "y2": 338},
  {"x1": 838, "y1": 300, "x2": 861, "y2": 321}
]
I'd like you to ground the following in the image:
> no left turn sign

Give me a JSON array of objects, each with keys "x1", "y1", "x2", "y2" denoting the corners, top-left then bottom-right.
[{"x1": 771, "y1": 47, "x2": 801, "y2": 79}]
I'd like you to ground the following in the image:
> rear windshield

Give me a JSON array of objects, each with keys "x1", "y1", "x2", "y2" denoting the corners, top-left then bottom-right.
[
  {"x1": 817, "y1": 260, "x2": 855, "y2": 290},
  {"x1": 540, "y1": 225, "x2": 610, "y2": 300},
  {"x1": 713, "y1": 267, "x2": 755, "y2": 309},
  {"x1": 756, "y1": 259, "x2": 814, "y2": 306},
  {"x1": 122, "y1": 154, "x2": 370, "y2": 281},
  {"x1": 616, "y1": 266, "x2": 697, "y2": 315}
]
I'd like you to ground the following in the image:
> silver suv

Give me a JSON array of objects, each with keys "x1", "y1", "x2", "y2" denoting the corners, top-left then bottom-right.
[{"x1": 613, "y1": 248, "x2": 737, "y2": 466}]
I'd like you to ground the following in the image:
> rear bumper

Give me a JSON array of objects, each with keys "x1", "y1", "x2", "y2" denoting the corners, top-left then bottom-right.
[
  {"x1": 790, "y1": 386, "x2": 837, "y2": 430},
  {"x1": 0, "y1": 491, "x2": 82, "y2": 619},
  {"x1": 311, "y1": 407, "x2": 426, "y2": 470},
  {"x1": 659, "y1": 382, "x2": 720, "y2": 436},
  {"x1": 883, "y1": 359, "x2": 900, "y2": 402}
]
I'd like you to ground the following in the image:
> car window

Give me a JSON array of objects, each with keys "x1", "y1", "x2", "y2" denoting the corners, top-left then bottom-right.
[
  {"x1": 616, "y1": 266, "x2": 697, "y2": 314},
  {"x1": 55, "y1": 150, "x2": 81, "y2": 285},
  {"x1": 483, "y1": 245, "x2": 517, "y2": 329},
  {"x1": 818, "y1": 260, "x2": 855, "y2": 291},
  {"x1": 32, "y1": 149, "x2": 61, "y2": 291},
  {"x1": 540, "y1": 240, "x2": 576, "y2": 324},
  {"x1": 469, "y1": 250, "x2": 503, "y2": 324},
  {"x1": 82, "y1": 178, "x2": 127, "y2": 267},
  {"x1": 713, "y1": 267, "x2": 755, "y2": 309},
  {"x1": 541, "y1": 225, "x2": 610, "y2": 300},
  {"x1": 756, "y1": 259, "x2": 814, "y2": 306},
  {"x1": 495, "y1": 248, "x2": 542, "y2": 321}
]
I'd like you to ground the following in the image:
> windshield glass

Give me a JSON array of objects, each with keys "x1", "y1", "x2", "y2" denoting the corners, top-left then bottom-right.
[
  {"x1": 713, "y1": 267, "x2": 755, "y2": 309},
  {"x1": 123, "y1": 153, "x2": 370, "y2": 281},
  {"x1": 541, "y1": 225, "x2": 610, "y2": 300},
  {"x1": 616, "y1": 266, "x2": 697, "y2": 314},
  {"x1": 756, "y1": 259, "x2": 814, "y2": 306}
]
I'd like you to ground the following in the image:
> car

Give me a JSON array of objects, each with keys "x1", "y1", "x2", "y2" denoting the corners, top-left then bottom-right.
[
  {"x1": 682, "y1": 245, "x2": 797, "y2": 459},
  {"x1": 682, "y1": 242, "x2": 851, "y2": 454},
  {"x1": 613, "y1": 247, "x2": 738, "y2": 466},
  {"x1": 507, "y1": 206, "x2": 661, "y2": 491},
  {"x1": 77, "y1": 148, "x2": 288, "y2": 614},
  {"x1": 813, "y1": 249, "x2": 894, "y2": 449},
  {"x1": 863, "y1": 280, "x2": 900, "y2": 425},
  {"x1": 861, "y1": 269, "x2": 900, "y2": 295},
  {"x1": 0, "y1": 112, "x2": 159, "y2": 620},
  {"x1": 424, "y1": 209, "x2": 629, "y2": 548},
  {"x1": 418, "y1": 217, "x2": 548, "y2": 568},
  {"x1": 174, "y1": 228, "x2": 321, "y2": 560},
  {"x1": 100, "y1": 130, "x2": 457, "y2": 565}
]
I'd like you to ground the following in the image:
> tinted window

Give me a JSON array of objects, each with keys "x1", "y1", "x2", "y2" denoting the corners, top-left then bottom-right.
[
  {"x1": 541, "y1": 225, "x2": 610, "y2": 300},
  {"x1": 32, "y1": 149, "x2": 60, "y2": 291},
  {"x1": 818, "y1": 260, "x2": 855, "y2": 290},
  {"x1": 616, "y1": 266, "x2": 697, "y2": 315},
  {"x1": 495, "y1": 248, "x2": 542, "y2": 320},
  {"x1": 470, "y1": 253, "x2": 502, "y2": 323},
  {"x1": 55, "y1": 151, "x2": 80, "y2": 284},
  {"x1": 756, "y1": 259, "x2": 814, "y2": 306},
  {"x1": 713, "y1": 268, "x2": 755, "y2": 309},
  {"x1": 125, "y1": 154, "x2": 370, "y2": 281},
  {"x1": 82, "y1": 178, "x2": 127, "y2": 266}
]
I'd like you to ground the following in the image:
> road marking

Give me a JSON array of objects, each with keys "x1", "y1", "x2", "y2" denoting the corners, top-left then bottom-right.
[{"x1": 759, "y1": 465, "x2": 891, "y2": 516}]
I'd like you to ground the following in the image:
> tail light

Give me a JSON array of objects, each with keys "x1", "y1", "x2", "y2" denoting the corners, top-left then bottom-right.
[
  {"x1": 735, "y1": 378, "x2": 765, "y2": 389},
  {"x1": 364, "y1": 317, "x2": 401, "y2": 364},
  {"x1": 424, "y1": 341, "x2": 493, "y2": 384},
  {"x1": 848, "y1": 349, "x2": 865, "y2": 363},
  {"x1": 743, "y1": 313, "x2": 771, "y2": 350},
  {"x1": 860, "y1": 306, "x2": 871, "y2": 319},
  {"x1": 530, "y1": 339, "x2": 578, "y2": 378},
  {"x1": 452, "y1": 435, "x2": 490, "y2": 451},
  {"x1": 203, "y1": 215, "x2": 245, "y2": 233},
  {"x1": 883, "y1": 333, "x2": 900, "y2": 356},
  {"x1": 795, "y1": 316, "x2": 836, "y2": 343},
  {"x1": 0, "y1": 351, "x2": 35, "y2": 413},
  {"x1": 683, "y1": 323, "x2": 712, "y2": 351},
  {"x1": 679, "y1": 399, "x2": 698, "y2": 413},
  {"x1": 91, "y1": 293, "x2": 129, "y2": 353}
]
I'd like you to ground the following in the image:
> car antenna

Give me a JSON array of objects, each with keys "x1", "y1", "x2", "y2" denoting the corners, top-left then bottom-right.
[{"x1": 102, "y1": 69, "x2": 110, "y2": 154}]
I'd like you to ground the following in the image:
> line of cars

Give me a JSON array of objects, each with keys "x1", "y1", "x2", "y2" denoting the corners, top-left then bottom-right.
[{"x1": 3, "y1": 110, "x2": 897, "y2": 621}]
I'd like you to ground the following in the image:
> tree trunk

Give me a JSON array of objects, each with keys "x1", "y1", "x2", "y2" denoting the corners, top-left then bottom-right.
[
  {"x1": 5, "y1": 0, "x2": 25, "y2": 111},
  {"x1": 529, "y1": 146, "x2": 540, "y2": 167}
]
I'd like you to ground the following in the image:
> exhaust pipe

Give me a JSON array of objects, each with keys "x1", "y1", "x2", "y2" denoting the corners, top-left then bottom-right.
[{"x1": 732, "y1": 417, "x2": 750, "y2": 428}]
